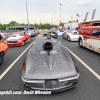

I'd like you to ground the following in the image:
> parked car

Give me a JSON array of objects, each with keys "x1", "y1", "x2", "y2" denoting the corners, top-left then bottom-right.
[
  {"x1": 55, "y1": 30, "x2": 64, "y2": 35},
  {"x1": 5, "y1": 31, "x2": 30, "y2": 46},
  {"x1": 78, "y1": 26, "x2": 100, "y2": 53},
  {"x1": 28, "y1": 30, "x2": 36, "y2": 37},
  {"x1": 62, "y1": 28, "x2": 78, "y2": 41},
  {"x1": 0, "y1": 43, "x2": 8, "y2": 66},
  {"x1": 21, "y1": 32, "x2": 79, "y2": 92}
]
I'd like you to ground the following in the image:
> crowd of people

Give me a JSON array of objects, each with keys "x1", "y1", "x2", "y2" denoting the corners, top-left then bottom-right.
[{"x1": 0, "y1": 30, "x2": 12, "y2": 43}]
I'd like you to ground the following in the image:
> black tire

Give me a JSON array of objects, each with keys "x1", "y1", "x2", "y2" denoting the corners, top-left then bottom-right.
[
  {"x1": 0, "y1": 52, "x2": 3, "y2": 66},
  {"x1": 78, "y1": 38, "x2": 83, "y2": 47},
  {"x1": 66, "y1": 36, "x2": 68, "y2": 40}
]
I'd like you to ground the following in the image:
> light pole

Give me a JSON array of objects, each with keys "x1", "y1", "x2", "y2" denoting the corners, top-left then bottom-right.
[
  {"x1": 34, "y1": 19, "x2": 35, "y2": 24},
  {"x1": 40, "y1": 19, "x2": 41, "y2": 29},
  {"x1": 63, "y1": 18, "x2": 64, "y2": 23},
  {"x1": 51, "y1": 17, "x2": 53, "y2": 28},
  {"x1": 54, "y1": 12, "x2": 55, "y2": 26},
  {"x1": 59, "y1": 4, "x2": 62, "y2": 25},
  {"x1": 46, "y1": 19, "x2": 47, "y2": 29},
  {"x1": 57, "y1": 18, "x2": 58, "y2": 25},
  {"x1": 26, "y1": 0, "x2": 29, "y2": 30}
]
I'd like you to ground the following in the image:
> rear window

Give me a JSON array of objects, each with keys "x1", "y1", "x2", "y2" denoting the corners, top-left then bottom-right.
[
  {"x1": 71, "y1": 31, "x2": 77, "y2": 35},
  {"x1": 92, "y1": 30, "x2": 100, "y2": 36}
]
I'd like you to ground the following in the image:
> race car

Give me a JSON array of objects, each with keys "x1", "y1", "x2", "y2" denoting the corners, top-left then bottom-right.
[
  {"x1": 0, "y1": 43, "x2": 8, "y2": 66},
  {"x1": 5, "y1": 31, "x2": 30, "y2": 46},
  {"x1": 21, "y1": 32, "x2": 79, "y2": 92},
  {"x1": 62, "y1": 29, "x2": 78, "y2": 41}
]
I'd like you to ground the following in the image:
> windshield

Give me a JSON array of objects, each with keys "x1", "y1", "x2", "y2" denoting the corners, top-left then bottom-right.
[
  {"x1": 11, "y1": 33, "x2": 24, "y2": 37},
  {"x1": 71, "y1": 31, "x2": 77, "y2": 35},
  {"x1": 92, "y1": 30, "x2": 100, "y2": 36}
]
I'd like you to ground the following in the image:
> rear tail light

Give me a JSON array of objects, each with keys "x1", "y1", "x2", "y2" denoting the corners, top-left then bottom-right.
[
  {"x1": 23, "y1": 82, "x2": 26, "y2": 84},
  {"x1": 22, "y1": 59, "x2": 26, "y2": 70}
]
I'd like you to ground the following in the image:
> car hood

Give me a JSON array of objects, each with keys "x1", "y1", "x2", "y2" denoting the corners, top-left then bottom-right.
[
  {"x1": 7, "y1": 36, "x2": 24, "y2": 40},
  {"x1": 22, "y1": 37, "x2": 78, "y2": 80}
]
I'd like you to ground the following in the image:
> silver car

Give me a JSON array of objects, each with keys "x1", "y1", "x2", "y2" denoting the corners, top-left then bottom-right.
[{"x1": 28, "y1": 30, "x2": 36, "y2": 37}]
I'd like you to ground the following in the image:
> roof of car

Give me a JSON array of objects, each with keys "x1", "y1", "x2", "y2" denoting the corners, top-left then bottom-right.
[{"x1": 80, "y1": 26, "x2": 100, "y2": 29}]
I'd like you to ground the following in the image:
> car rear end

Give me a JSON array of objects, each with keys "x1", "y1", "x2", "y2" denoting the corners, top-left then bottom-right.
[{"x1": 22, "y1": 73, "x2": 79, "y2": 92}]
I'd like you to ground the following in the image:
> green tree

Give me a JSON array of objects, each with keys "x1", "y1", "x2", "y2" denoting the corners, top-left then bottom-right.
[
  {"x1": 0, "y1": 23, "x2": 6, "y2": 30},
  {"x1": 59, "y1": 22, "x2": 64, "y2": 27},
  {"x1": 9, "y1": 21, "x2": 19, "y2": 26}
]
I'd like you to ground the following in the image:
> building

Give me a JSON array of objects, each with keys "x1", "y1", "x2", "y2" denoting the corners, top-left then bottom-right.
[{"x1": 6, "y1": 26, "x2": 35, "y2": 30}]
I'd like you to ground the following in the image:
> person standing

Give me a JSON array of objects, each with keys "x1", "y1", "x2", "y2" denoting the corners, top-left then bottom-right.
[
  {"x1": 67, "y1": 26, "x2": 70, "y2": 30},
  {"x1": 0, "y1": 33, "x2": 2, "y2": 43},
  {"x1": 0, "y1": 29, "x2": 3, "y2": 43}
]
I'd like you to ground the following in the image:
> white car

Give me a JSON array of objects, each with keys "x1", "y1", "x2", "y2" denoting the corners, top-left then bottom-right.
[
  {"x1": 62, "y1": 29, "x2": 78, "y2": 41},
  {"x1": 55, "y1": 30, "x2": 64, "y2": 35}
]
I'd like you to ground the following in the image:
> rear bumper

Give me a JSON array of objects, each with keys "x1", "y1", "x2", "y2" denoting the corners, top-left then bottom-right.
[
  {"x1": 31, "y1": 34, "x2": 36, "y2": 37},
  {"x1": 70, "y1": 38, "x2": 78, "y2": 41},
  {"x1": 22, "y1": 73, "x2": 79, "y2": 92},
  {"x1": 24, "y1": 81, "x2": 77, "y2": 92}
]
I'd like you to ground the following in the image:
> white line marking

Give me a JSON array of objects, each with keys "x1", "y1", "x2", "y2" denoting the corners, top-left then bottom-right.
[
  {"x1": 67, "y1": 47, "x2": 100, "y2": 80},
  {"x1": 0, "y1": 42, "x2": 33, "y2": 80}
]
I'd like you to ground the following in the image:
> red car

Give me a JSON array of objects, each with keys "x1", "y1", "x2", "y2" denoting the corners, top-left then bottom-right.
[
  {"x1": 78, "y1": 26, "x2": 100, "y2": 53},
  {"x1": 0, "y1": 43, "x2": 8, "y2": 65},
  {"x1": 5, "y1": 31, "x2": 30, "y2": 46}
]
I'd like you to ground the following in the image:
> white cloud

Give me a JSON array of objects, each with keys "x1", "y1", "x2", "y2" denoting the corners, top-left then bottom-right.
[{"x1": 76, "y1": 0, "x2": 95, "y2": 6}]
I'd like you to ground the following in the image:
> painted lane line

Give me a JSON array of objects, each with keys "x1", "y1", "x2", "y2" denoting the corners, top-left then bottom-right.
[
  {"x1": 67, "y1": 47, "x2": 100, "y2": 80},
  {"x1": 0, "y1": 42, "x2": 33, "y2": 80}
]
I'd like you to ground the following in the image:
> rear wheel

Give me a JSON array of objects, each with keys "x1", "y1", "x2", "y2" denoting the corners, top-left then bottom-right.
[
  {"x1": 66, "y1": 36, "x2": 68, "y2": 40},
  {"x1": 78, "y1": 38, "x2": 83, "y2": 47},
  {"x1": 0, "y1": 52, "x2": 3, "y2": 66}
]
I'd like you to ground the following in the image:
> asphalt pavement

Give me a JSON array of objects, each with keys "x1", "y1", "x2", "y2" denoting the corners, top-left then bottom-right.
[{"x1": 0, "y1": 36, "x2": 100, "y2": 100}]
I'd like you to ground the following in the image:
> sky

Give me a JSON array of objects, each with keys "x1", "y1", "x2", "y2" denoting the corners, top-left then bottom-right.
[{"x1": 0, "y1": 0, "x2": 100, "y2": 24}]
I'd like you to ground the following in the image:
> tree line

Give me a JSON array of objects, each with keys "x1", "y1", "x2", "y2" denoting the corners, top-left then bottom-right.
[{"x1": 0, "y1": 21, "x2": 64, "y2": 30}]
